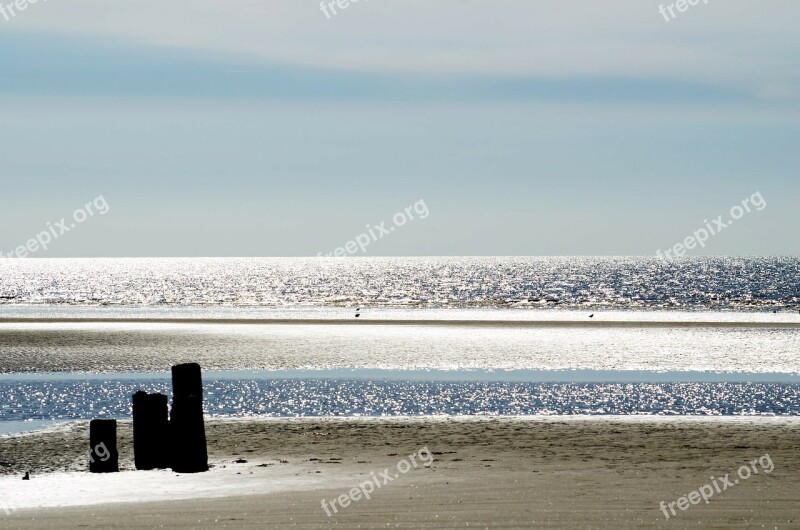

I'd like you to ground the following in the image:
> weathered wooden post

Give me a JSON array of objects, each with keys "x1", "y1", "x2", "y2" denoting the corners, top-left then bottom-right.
[
  {"x1": 132, "y1": 391, "x2": 170, "y2": 470},
  {"x1": 89, "y1": 419, "x2": 119, "y2": 473},
  {"x1": 170, "y1": 363, "x2": 208, "y2": 473}
]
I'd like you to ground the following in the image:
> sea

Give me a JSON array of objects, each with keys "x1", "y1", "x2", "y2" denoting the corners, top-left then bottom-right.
[{"x1": 1, "y1": 257, "x2": 798, "y2": 434}]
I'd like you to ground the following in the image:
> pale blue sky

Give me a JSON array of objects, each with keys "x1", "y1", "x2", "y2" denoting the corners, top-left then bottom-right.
[{"x1": 0, "y1": 1, "x2": 797, "y2": 256}]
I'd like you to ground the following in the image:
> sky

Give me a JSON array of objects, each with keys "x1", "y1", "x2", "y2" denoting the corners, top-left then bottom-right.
[{"x1": 0, "y1": 0, "x2": 798, "y2": 257}]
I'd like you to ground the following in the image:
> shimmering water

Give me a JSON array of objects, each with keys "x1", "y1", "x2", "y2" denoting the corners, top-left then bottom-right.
[
  {"x1": 0, "y1": 257, "x2": 798, "y2": 428},
  {"x1": 1, "y1": 377, "x2": 798, "y2": 429},
  {"x1": 1, "y1": 256, "x2": 798, "y2": 310}
]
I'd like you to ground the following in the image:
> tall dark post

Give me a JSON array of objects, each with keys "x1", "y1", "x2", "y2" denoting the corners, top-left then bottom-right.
[
  {"x1": 170, "y1": 363, "x2": 208, "y2": 473},
  {"x1": 89, "y1": 419, "x2": 119, "y2": 473},
  {"x1": 132, "y1": 391, "x2": 170, "y2": 470}
]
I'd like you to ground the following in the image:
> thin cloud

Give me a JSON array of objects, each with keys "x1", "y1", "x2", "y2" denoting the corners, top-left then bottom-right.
[{"x1": 7, "y1": 0, "x2": 800, "y2": 99}]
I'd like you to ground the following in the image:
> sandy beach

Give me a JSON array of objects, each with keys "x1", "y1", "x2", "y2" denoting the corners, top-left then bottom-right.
[
  {"x1": 1, "y1": 417, "x2": 798, "y2": 529},
  {"x1": 3, "y1": 0, "x2": 798, "y2": 520}
]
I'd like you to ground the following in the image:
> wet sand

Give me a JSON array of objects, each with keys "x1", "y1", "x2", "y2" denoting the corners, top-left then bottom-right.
[
  {"x1": 1, "y1": 321, "x2": 798, "y2": 373},
  {"x1": 3, "y1": 317, "x2": 800, "y2": 328},
  {"x1": 1, "y1": 417, "x2": 799, "y2": 528}
]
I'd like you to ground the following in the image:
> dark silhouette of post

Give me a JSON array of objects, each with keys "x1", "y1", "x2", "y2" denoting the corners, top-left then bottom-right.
[
  {"x1": 89, "y1": 419, "x2": 119, "y2": 473},
  {"x1": 132, "y1": 391, "x2": 170, "y2": 470},
  {"x1": 170, "y1": 363, "x2": 208, "y2": 473}
]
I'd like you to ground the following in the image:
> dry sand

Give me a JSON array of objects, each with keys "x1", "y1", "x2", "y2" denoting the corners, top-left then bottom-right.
[{"x1": 1, "y1": 417, "x2": 799, "y2": 529}]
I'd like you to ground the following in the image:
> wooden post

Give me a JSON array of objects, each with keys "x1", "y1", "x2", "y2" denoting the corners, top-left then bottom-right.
[
  {"x1": 170, "y1": 363, "x2": 208, "y2": 473},
  {"x1": 132, "y1": 391, "x2": 169, "y2": 470},
  {"x1": 172, "y1": 363, "x2": 203, "y2": 400},
  {"x1": 89, "y1": 419, "x2": 119, "y2": 473}
]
